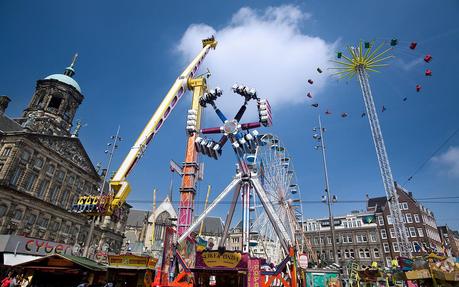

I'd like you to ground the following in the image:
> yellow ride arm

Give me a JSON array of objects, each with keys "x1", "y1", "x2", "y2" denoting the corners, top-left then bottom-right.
[{"x1": 108, "y1": 37, "x2": 217, "y2": 214}]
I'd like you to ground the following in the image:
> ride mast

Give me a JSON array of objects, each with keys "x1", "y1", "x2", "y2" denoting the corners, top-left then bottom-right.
[{"x1": 333, "y1": 41, "x2": 412, "y2": 258}]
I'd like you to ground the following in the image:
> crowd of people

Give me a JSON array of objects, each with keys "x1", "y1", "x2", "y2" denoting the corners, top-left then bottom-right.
[{"x1": 1, "y1": 271, "x2": 30, "y2": 287}]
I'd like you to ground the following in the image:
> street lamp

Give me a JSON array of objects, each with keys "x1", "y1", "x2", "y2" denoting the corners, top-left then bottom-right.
[
  {"x1": 313, "y1": 115, "x2": 338, "y2": 265},
  {"x1": 83, "y1": 126, "x2": 122, "y2": 258}
]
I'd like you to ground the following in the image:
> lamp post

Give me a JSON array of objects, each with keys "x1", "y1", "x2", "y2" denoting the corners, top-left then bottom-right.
[
  {"x1": 313, "y1": 115, "x2": 338, "y2": 264},
  {"x1": 83, "y1": 126, "x2": 122, "y2": 258}
]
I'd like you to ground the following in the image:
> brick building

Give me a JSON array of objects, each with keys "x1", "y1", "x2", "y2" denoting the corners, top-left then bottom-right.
[
  {"x1": 367, "y1": 183, "x2": 442, "y2": 266},
  {"x1": 303, "y1": 210, "x2": 385, "y2": 267},
  {"x1": 438, "y1": 225, "x2": 459, "y2": 257}
]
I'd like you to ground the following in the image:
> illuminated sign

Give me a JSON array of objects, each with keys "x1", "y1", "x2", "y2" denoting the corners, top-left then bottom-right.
[
  {"x1": 248, "y1": 258, "x2": 261, "y2": 287},
  {"x1": 71, "y1": 195, "x2": 111, "y2": 213},
  {"x1": 1, "y1": 235, "x2": 74, "y2": 256},
  {"x1": 202, "y1": 251, "x2": 242, "y2": 268},
  {"x1": 108, "y1": 255, "x2": 157, "y2": 269}
]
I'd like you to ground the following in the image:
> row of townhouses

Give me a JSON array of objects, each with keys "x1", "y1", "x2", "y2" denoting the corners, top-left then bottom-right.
[{"x1": 303, "y1": 183, "x2": 457, "y2": 267}]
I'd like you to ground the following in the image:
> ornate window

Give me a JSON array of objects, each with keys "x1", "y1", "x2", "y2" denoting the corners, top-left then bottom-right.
[
  {"x1": 13, "y1": 209, "x2": 23, "y2": 221},
  {"x1": 37, "y1": 216, "x2": 50, "y2": 228},
  {"x1": 0, "y1": 205, "x2": 7, "y2": 217},
  {"x1": 9, "y1": 168, "x2": 23, "y2": 186},
  {"x1": 37, "y1": 179, "x2": 50, "y2": 198},
  {"x1": 48, "y1": 185, "x2": 60, "y2": 203},
  {"x1": 61, "y1": 189, "x2": 70, "y2": 208},
  {"x1": 154, "y1": 211, "x2": 173, "y2": 240},
  {"x1": 1, "y1": 147, "x2": 12, "y2": 157},
  {"x1": 21, "y1": 150, "x2": 31, "y2": 162},
  {"x1": 46, "y1": 164, "x2": 55, "y2": 175},
  {"x1": 24, "y1": 173, "x2": 37, "y2": 192},
  {"x1": 67, "y1": 175, "x2": 75, "y2": 185},
  {"x1": 51, "y1": 221, "x2": 60, "y2": 231},
  {"x1": 57, "y1": 170, "x2": 65, "y2": 182},
  {"x1": 365, "y1": 248, "x2": 371, "y2": 258},
  {"x1": 33, "y1": 157, "x2": 44, "y2": 169},
  {"x1": 27, "y1": 214, "x2": 37, "y2": 225}
]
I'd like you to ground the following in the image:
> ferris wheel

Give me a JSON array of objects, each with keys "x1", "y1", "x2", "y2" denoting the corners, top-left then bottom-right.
[{"x1": 250, "y1": 133, "x2": 313, "y2": 263}]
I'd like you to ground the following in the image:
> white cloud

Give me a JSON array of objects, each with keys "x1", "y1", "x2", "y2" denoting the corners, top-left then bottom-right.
[
  {"x1": 177, "y1": 5, "x2": 335, "y2": 120},
  {"x1": 432, "y1": 146, "x2": 459, "y2": 177},
  {"x1": 395, "y1": 57, "x2": 423, "y2": 71}
]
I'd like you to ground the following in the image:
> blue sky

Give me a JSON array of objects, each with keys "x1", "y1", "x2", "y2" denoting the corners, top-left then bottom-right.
[{"x1": 1, "y1": 0, "x2": 458, "y2": 229}]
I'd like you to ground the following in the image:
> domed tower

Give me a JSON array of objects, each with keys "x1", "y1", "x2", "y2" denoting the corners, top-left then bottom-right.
[{"x1": 21, "y1": 54, "x2": 83, "y2": 137}]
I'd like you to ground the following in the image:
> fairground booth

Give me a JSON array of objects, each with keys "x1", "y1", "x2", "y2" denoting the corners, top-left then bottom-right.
[
  {"x1": 107, "y1": 254, "x2": 157, "y2": 287},
  {"x1": 15, "y1": 254, "x2": 107, "y2": 286}
]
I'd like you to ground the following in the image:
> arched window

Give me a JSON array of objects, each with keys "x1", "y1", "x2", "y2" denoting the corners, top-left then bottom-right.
[
  {"x1": 365, "y1": 248, "x2": 371, "y2": 258},
  {"x1": 359, "y1": 249, "x2": 365, "y2": 258},
  {"x1": 373, "y1": 248, "x2": 380, "y2": 258},
  {"x1": 344, "y1": 249, "x2": 350, "y2": 258},
  {"x1": 350, "y1": 249, "x2": 355, "y2": 258},
  {"x1": 154, "y1": 211, "x2": 172, "y2": 240},
  {"x1": 0, "y1": 205, "x2": 7, "y2": 217},
  {"x1": 13, "y1": 209, "x2": 23, "y2": 221}
]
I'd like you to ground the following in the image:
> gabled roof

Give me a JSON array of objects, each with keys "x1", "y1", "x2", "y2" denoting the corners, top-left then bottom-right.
[
  {"x1": 126, "y1": 210, "x2": 149, "y2": 227},
  {"x1": 15, "y1": 253, "x2": 106, "y2": 271},
  {"x1": 0, "y1": 114, "x2": 23, "y2": 133},
  {"x1": 367, "y1": 196, "x2": 387, "y2": 213},
  {"x1": 192, "y1": 216, "x2": 224, "y2": 235}
]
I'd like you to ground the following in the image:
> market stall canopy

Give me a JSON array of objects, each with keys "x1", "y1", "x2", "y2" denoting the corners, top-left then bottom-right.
[{"x1": 14, "y1": 254, "x2": 106, "y2": 271}]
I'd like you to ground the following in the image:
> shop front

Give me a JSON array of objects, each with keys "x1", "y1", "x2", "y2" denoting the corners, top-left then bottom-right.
[
  {"x1": 15, "y1": 254, "x2": 107, "y2": 286},
  {"x1": 107, "y1": 254, "x2": 157, "y2": 287}
]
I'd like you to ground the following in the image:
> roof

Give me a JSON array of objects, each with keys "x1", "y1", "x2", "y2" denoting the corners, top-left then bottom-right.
[
  {"x1": 15, "y1": 253, "x2": 106, "y2": 271},
  {"x1": 126, "y1": 209, "x2": 149, "y2": 227},
  {"x1": 367, "y1": 196, "x2": 387, "y2": 213},
  {"x1": 0, "y1": 114, "x2": 23, "y2": 133},
  {"x1": 44, "y1": 74, "x2": 81, "y2": 92},
  {"x1": 193, "y1": 216, "x2": 224, "y2": 235}
]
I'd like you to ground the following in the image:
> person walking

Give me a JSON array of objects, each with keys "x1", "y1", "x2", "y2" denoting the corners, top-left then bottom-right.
[{"x1": 1, "y1": 272, "x2": 13, "y2": 287}]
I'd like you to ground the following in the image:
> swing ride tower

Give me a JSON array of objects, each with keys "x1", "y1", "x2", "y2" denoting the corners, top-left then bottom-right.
[{"x1": 333, "y1": 42, "x2": 412, "y2": 258}]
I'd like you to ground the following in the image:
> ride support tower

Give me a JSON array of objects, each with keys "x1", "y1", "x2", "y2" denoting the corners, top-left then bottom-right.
[{"x1": 333, "y1": 42, "x2": 412, "y2": 258}]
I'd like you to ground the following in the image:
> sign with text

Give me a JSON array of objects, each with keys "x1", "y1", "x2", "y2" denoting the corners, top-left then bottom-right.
[
  {"x1": 1, "y1": 235, "x2": 73, "y2": 256},
  {"x1": 248, "y1": 258, "x2": 261, "y2": 287},
  {"x1": 108, "y1": 254, "x2": 157, "y2": 269},
  {"x1": 195, "y1": 251, "x2": 248, "y2": 269},
  {"x1": 320, "y1": 219, "x2": 342, "y2": 227}
]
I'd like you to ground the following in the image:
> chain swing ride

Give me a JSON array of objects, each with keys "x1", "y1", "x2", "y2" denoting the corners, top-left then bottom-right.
[{"x1": 72, "y1": 36, "x2": 311, "y2": 287}]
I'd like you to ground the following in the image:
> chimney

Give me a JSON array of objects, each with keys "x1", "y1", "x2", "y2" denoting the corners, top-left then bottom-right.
[{"x1": 0, "y1": 96, "x2": 11, "y2": 115}]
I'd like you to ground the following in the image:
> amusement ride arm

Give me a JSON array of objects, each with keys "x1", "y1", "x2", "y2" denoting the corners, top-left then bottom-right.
[{"x1": 106, "y1": 37, "x2": 217, "y2": 215}]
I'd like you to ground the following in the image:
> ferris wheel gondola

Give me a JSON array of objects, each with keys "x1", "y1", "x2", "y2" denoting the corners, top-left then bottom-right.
[{"x1": 250, "y1": 133, "x2": 315, "y2": 263}]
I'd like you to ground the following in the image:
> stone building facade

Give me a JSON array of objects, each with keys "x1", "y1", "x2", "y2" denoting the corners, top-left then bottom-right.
[
  {"x1": 367, "y1": 183, "x2": 442, "y2": 266},
  {"x1": 304, "y1": 211, "x2": 385, "y2": 268},
  {"x1": 0, "y1": 58, "x2": 129, "y2": 256}
]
